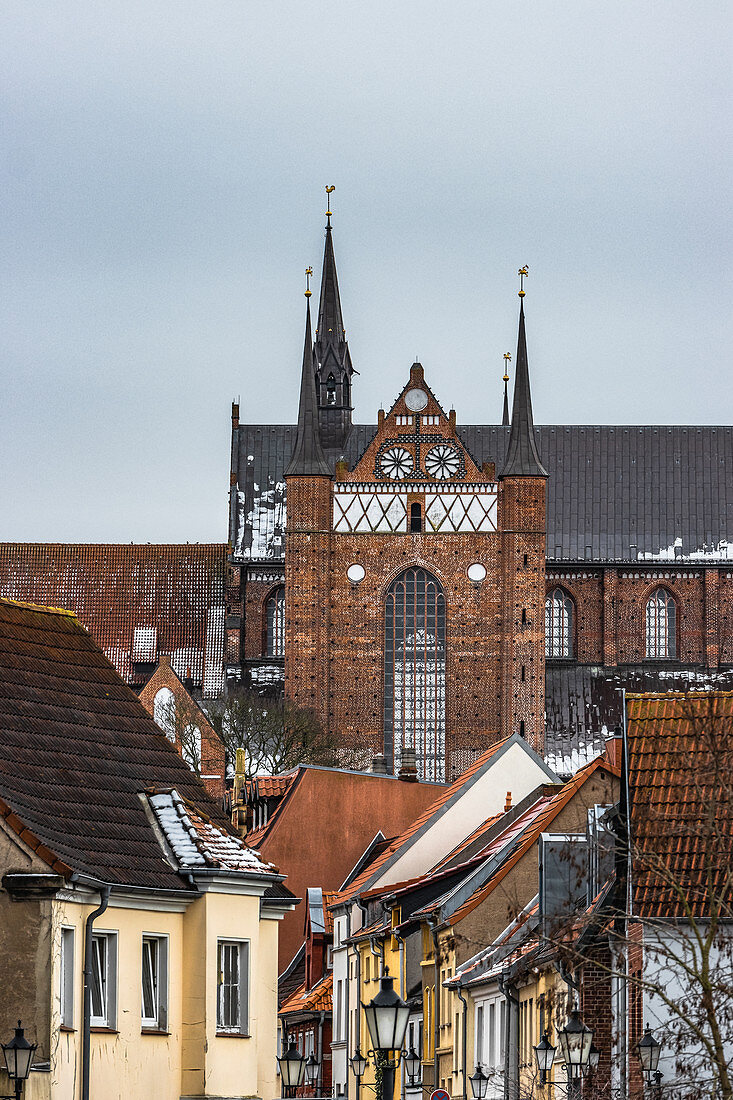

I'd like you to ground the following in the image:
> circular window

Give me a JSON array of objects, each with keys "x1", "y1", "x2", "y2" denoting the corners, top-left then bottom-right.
[
  {"x1": 379, "y1": 446, "x2": 414, "y2": 480},
  {"x1": 425, "y1": 444, "x2": 461, "y2": 480},
  {"x1": 346, "y1": 563, "x2": 366, "y2": 585},
  {"x1": 404, "y1": 388, "x2": 428, "y2": 412},
  {"x1": 467, "y1": 563, "x2": 487, "y2": 584}
]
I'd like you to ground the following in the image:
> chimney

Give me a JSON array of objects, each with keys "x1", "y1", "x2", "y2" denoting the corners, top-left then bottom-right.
[
  {"x1": 604, "y1": 727, "x2": 624, "y2": 769},
  {"x1": 371, "y1": 754, "x2": 389, "y2": 775},
  {"x1": 504, "y1": 791, "x2": 512, "y2": 812},
  {"x1": 398, "y1": 748, "x2": 418, "y2": 783}
]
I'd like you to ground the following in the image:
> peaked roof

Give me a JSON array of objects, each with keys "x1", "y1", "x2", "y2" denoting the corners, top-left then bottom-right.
[
  {"x1": 315, "y1": 225, "x2": 347, "y2": 355},
  {"x1": 279, "y1": 971, "x2": 333, "y2": 1017},
  {"x1": 501, "y1": 297, "x2": 547, "y2": 478},
  {"x1": 284, "y1": 300, "x2": 331, "y2": 478},
  {"x1": 627, "y1": 690, "x2": 733, "y2": 920},
  {"x1": 0, "y1": 597, "x2": 257, "y2": 892}
]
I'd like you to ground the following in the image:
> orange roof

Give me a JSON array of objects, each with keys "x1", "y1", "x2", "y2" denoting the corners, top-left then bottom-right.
[
  {"x1": 627, "y1": 691, "x2": 733, "y2": 920},
  {"x1": 245, "y1": 769, "x2": 304, "y2": 847},
  {"x1": 279, "y1": 972, "x2": 333, "y2": 1017},
  {"x1": 328, "y1": 736, "x2": 514, "y2": 907},
  {"x1": 251, "y1": 774, "x2": 298, "y2": 801},
  {"x1": 447, "y1": 755, "x2": 619, "y2": 925}
]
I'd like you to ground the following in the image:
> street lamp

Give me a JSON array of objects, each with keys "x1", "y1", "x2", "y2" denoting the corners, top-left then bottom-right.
[
  {"x1": 558, "y1": 1009, "x2": 593, "y2": 1098},
  {"x1": 469, "y1": 1063, "x2": 490, "y2": 1099},
  {"x1": 304, "y1": 1053, "x2": 320, "y2": 1090},
  {"x1": 278, "y1": 1041, "x2": 306, "y2": 1097},
  {"x1": 533, "y1": 1032, "x2": 556, "y2": 1085},
  {"x1": 361, "y1": 973, "x2": 411, "y2": 1100},
  {"x1": 1, "y1": 1022, "x2": 36, "y2": 1100},
  {"x1": 588, "y1": 1043, "x2": 600, "y2": 1072},
  {"x1": 403, "y1": 1047, "x2": 421, "y2": 1086},
  {"x1": 350, "y1": 1050, "x2": 368, "y2": 1080},
  {"x1": 637, "y1": 1027, "x2": 663, "y2": 1096}
]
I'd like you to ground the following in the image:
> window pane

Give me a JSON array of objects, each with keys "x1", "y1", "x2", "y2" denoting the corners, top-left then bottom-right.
[
  {"x1": 266, "y1": 588, "x2": 285, "y2": 657},
  {"x1": 142, "y1": 939, "x2": 158, "y2": 1021},
  {"x1": 545, "y1": 588, "x2": 573, "y2": 658},
  {"x1": 91, "y1": 937, "x2": 106, "y2": 1021},
  {"x1": 646, "y1": 588, "x2": 676, "y2": 658}
]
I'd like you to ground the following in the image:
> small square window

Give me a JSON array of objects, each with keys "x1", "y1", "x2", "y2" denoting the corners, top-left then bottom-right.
[
  {"x1": 141, "y1": 935, "x2": 169, "y2": 1031},
  {"x1": 217, "y1": 940, "x2": 249, "y2": 1035},
  {"x1": 90, "y1": 932, "x2": 117, "y2": 1029}
]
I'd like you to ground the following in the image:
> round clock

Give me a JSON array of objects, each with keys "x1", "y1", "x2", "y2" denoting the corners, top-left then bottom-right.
[
  {"x1": 404, "y1": 388, "x2": 428, "y2": 412},
  {"x1": 425, "y1": 443, "x2": 461, "y2": 480},
  {"x1": 467, "y1": 562, "x2": 487, "y2": 584},
  {"x1": 346, "y1": 563, "x2": 366, "y2": 584},
  {"x1": 379, "y1": 446, "x2": 414, "y2": 480}
]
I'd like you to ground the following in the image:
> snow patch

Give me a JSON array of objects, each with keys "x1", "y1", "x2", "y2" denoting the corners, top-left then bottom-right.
[{"x1": 638, "y1": 537, "x2": 733, "y2": 562}]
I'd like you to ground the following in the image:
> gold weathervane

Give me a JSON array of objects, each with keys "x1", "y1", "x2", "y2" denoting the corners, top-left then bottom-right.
[
  {"x1": 305, "y1": 267, "x2": 313, "y2": 298},
  {"x1": 503, "y1": 352, "x2": 511, "y2": 382},
  {"x1": 518, "y1": 266, "x2": 529, "y2": 297},
  {"x1": 326, "y1": 185, "x2": 335, "y2": 221}
]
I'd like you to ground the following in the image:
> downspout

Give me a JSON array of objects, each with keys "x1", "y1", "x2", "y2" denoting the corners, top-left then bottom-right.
[
  {"x1": 81, "y1": 884, "x2": 111, "y2": 1100},
  {"x1": 498, "y1": 970, "x2": 519, "y2": 1100},
  {"x1": 429, "y1": 919, "x2": 440, "y2": 1092},
  {"x1": 318, "y1": 1009, "x2": 326, "y2": 1096},
  {"x1": 391, "y1": 926, "x2": 408, "y2": 1100},
  {"x1": 454, "y1": 981, "x2": 469, "y2": 1100}
]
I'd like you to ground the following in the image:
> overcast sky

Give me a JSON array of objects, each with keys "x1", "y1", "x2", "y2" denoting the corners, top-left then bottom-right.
[{"x1": 2, "y1": 1, "x2": 731, "y2": 542}]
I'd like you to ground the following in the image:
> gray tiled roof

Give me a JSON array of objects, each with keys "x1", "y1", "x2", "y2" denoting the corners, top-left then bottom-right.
[{"x1": 231, "y1": 423, "x2": 733, "y2": 563}]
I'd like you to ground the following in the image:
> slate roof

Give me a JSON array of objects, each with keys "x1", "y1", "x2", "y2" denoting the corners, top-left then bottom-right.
[
  {"x1": 626, "y1": 691, "x2": 733, "y2": 920},
  {"x1": 230, "y1": 424, "x2": 733, "y2": 563},
  {"x1": 0, "y1": 543, "x2": 227, "y2": 696},
  {"x1": 0, "y1": 597, "x2": 259, "y2": 892}
]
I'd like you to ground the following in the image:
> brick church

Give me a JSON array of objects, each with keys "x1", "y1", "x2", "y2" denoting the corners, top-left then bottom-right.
[
  {"x1": 2, "y1": 206, "x2": 732, "y2": 782},
  {"x1": 226, "y1": 209, "x2": 733, "y2": 780}
]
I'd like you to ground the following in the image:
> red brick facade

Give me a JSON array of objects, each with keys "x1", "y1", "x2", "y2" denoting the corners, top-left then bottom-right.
[{"x1": 283, "y1": 365, "x2": 547, "y2": 778}]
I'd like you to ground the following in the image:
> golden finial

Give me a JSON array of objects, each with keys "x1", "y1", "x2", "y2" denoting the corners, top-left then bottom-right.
[
  {"x1": 503, "y1": 351, "x2": 511, "y2": 382},
  {"x1": 325, "y1": 184, "x2": 335, "y2": 222},
  {"x1": 305, "y1": 266, "x2": 313, "y2": 298},
  {"x1": 518, "y1": 266, "x2": 529, "y2": 297}
]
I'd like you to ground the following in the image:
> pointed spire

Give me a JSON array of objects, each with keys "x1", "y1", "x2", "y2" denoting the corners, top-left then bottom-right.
[
  {"x1": 501, "y1": 294, "x2": 547, "y2": 478},
  {"x1": 502, "y1": 353, "x2": 511, "y2": 426},
  {"x1": 313, "y1": 188, "x2": 354, "y2": 451},
  {"x1": 315, "y1": 220, "x2": 346, "y2": 349},
  {"x1": 285, "y1": 295, "x2": 331, "y2": 478}
]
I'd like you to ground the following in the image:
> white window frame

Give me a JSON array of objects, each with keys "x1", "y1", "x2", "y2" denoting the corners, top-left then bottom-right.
[
  {"x1": 90, "y1": 931, "x2": 117, "y2": 1029},
  {"x1": 59, "y1": 926, "x2": 75, "y2": 1028},
  {"x1": 141, "y1": 934, "x2": 169, "y2": 1031},
  {"x1": 217, "y1": 939, "x2": 250, "y2": 1035}
]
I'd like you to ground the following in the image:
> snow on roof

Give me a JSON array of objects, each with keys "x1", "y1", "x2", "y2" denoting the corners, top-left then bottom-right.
[{"x1": 148, "y1": 789, "x2": 273, "y2": 874}]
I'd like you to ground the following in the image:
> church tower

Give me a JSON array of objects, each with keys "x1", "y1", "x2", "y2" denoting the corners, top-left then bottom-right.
[{"x1": 313, "y1": 192, "x2": 354, "y2": 453}]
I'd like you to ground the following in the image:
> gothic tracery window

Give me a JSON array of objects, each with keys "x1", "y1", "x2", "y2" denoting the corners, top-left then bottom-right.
[
  {"x1": 545, "y1": 587, "x2": 574, "y2": 659},
  {"x1": 384, "y1": 568, "x2": 446, "y2": 782},
  {"x1": 645, "y1": 587, "x2": 677, "y2": 658},
  {"x1": 265, "y1": 587, "x2": 285, "y2": 657}
]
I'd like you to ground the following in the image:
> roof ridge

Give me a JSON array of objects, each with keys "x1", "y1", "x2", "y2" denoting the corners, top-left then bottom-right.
[{"x1": 0, "y1": 596, "x2": 78, "y2": 619}]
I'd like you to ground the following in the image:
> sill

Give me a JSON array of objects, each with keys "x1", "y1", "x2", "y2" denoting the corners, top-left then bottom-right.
[
  {"x1": 90, "y1": 1026, "x2": 118, "y2": 1034},
  {"x1": 59, "y1": 1025, "x2": 75, "y2": 1033},
  {"x1": 141, "y1": 1028, "x2": 170, "y2": 1036},
  {"x1": 216, "y1": 1030, "x2": 250, "y2": 1039}
]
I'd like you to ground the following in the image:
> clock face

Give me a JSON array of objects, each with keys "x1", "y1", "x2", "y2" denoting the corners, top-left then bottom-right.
[
  {"x1": 425, "y1": 443, "x2": 461, "y2": 480},
  {"x1": 379, "y1": 446, "x2": 414, "y2": 480},
  {"x1": 404, "y1": 388, "x2": 428, "y2": 412}
]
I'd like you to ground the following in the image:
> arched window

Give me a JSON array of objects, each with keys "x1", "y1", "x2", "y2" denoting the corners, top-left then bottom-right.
[
  {"x1": 153, "y1": 687, "x2": 176, "y2": 742},
  {"x1": 410, "y1": 502, "x2": 423, "y2": 533},
  {"x1": 385, "y1": 568, "x2": 446, "y2": 782},
  {"x1": 266, "y1": 587, "x2": 285, "y2": 657},
  {"x1": 646, "y1": 587, "x2": 677, "y2": 658},
  {"x1": 545, "y1": 587, "x2": 574, "y2": 659}
]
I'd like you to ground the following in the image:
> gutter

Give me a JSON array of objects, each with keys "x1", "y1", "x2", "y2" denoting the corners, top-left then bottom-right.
[
  {"x1": 428, "y1": 917, "x2": 440, "y2": 1091},
  {"x1": 497, "y1": 969, "x2": 519, "y2": 1100},
  {"x1": 81, "y1": 884, "x2": 111, "y2": 1100},
  {"x1": 454, "y1": 980, "x2": 468, "y2": 1100}
]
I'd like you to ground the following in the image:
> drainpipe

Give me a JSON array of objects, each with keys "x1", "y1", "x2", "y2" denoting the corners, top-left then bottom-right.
[
  {"x1": 454, "y1": 981, "x2": 469, "y2": 1100},
  {"x1": 390, "y1": 925, "x2": 408, "y2": 1100},
  {"x1": 498, "y1": 970, "x2": 519, "y2": 1100},
  {"x1": 81, "y1": 884, "x2": 111, "y2": 1100},
  {"x1": 318, "y1": 1009, "x2": 326, "y2": 1096},
  {"x1": 429, "y1": 919, "x2": 440, "y2": 1092}
]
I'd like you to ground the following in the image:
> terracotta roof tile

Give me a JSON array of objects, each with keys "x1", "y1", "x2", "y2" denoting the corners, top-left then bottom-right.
[
  {"x1": 627, "y1": 691, "x2": 733, "y2": 920},
  {"x1": 279, "y1": 972, "x2": 333, "y2": 1017},
  {"x1": 0, "y1": 544, "x2": 227, "y2": 695},
  {"x1": 0, "y1": 597, "x2": 244, "y2": 891}
]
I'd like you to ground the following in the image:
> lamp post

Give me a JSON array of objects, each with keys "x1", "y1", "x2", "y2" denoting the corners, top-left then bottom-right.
[
  {"x1": 533, "y1": 1032, "x2": 556, "y2": 1087},
  {"x1": 403, "y1": 1047, "x2": 421, "y2": 1088},
  {"x1": 361, "y1": 973, "x2": 411, "y2": 1100},
  {"x1": 637, "y1": 1027, "x2": 663, "y2": 1097},
  {"x1": 278, "y1": 1040, "x2": 306, "y2": 1098},
  {"x1": 1, "y1": 1022, "x2": 36, "y2": 1100},
  {"x1": 468, "y1": 1063, "x2": 489, "y2": 1099},
  {"x1": 557, "y1": 1010, "x2": 593, "y2": 1099},
  {"x1": 304, "y1": 1053, "x2": 320, "y2": 1093}
]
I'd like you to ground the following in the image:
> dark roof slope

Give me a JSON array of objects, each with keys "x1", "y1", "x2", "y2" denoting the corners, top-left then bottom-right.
[
  {"x1": 0, "y1": 598, "x2": 235, "y2": 891},
  {"x1": 0, "y1": 543, "x2": 227, "y2": 695},
  {"x1": 231, "y1": 424, "x2": 733, "y2": 563}
]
